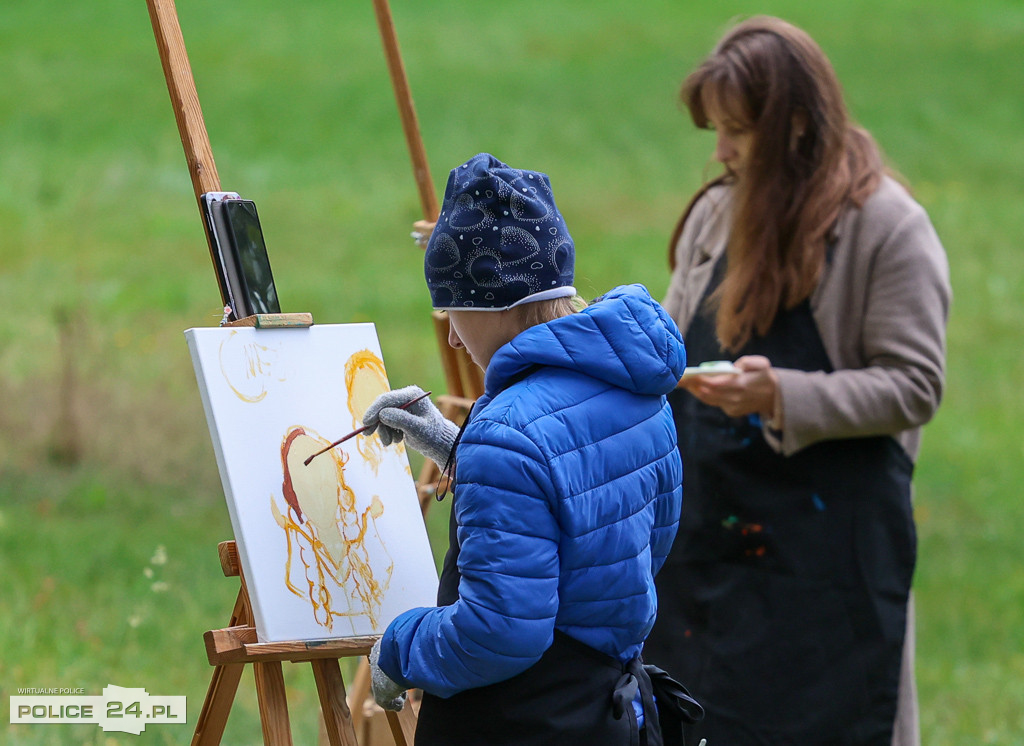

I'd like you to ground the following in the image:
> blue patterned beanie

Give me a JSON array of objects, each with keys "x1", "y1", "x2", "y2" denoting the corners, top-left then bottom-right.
[{"x1": 424, "y1": 153, "x2": 576, "y2": 310}]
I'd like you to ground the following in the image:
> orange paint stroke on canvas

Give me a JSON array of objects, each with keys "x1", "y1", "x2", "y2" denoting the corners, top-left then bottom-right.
[
  {"x1": 218, "y1": 330, "x2": 285, "y2": 403},
  {"x1": 272, "y1": 426, "x2": 394, "y2": 632},
  {"x1": 344, "y1": 349, "x2": 392, "y2": 473}
]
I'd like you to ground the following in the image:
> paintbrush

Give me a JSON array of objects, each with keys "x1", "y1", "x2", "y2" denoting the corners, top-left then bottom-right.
[{"x1": 303, "y1": 390, "x2": 432, "y2": 466}]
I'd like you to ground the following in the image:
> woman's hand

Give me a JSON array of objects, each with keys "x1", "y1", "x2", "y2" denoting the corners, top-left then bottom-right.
[{"x1": 679, "y1": 355, "x2": 780, "y2": 421}]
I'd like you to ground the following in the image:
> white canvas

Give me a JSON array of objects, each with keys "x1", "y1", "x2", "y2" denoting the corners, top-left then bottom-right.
[{"x1": 185, "y1": 323, "x2": 438, "y2": 643}]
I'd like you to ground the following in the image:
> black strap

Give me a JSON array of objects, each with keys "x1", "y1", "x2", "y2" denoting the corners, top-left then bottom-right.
[
  {"x1": 611, "y1": 660, "x2": 705, "y2": 746},
  {"x1": 436, "y1": 402, "x2": 473, "y2": 501},
  {"x1": 643, "y1": 663, "x2": 704, "y2": 746},
  {"x1": 556, "y1": 632, "x2": 702, "y2": 746},
  {"x1": 616, "y1": 659, "x2": 660, "y2": 746},
  {"x1": 436, "y1": 363, "x2": 541, "y2": 501}
]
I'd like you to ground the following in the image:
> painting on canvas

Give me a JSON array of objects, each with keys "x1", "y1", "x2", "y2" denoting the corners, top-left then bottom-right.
[{"x1": 185, "y1": 323, "x2": 438, "y2": 643}]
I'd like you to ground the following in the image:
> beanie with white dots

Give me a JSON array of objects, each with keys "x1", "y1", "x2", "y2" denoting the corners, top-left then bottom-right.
[{"x1": 424, "y1": 153, "x2": 575, "y2": 311}]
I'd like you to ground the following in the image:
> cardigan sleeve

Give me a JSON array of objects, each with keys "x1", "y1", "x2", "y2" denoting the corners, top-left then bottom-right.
[
  {"x1": 376, "y1": 419, "x2": 561, "y2": 698},
  {"x1": 766, "y1": 201, "x2": 951, "y2": 456}
]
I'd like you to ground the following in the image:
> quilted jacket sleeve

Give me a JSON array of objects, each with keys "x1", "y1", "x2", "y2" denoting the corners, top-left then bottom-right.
[
  {"x1": 376, "y1": 418, "x2": 561, "y2": 698},
  {"x1": 649, "y1": 406, "x2": 683, "y2": 577}
]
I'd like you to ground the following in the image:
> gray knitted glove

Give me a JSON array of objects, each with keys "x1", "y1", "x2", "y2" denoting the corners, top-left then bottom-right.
[
  {"x1": 362, "y1": 385, "x2": 459, "y2": 468},
  {"x1": 369, "y1": 638, "x2": 407, "y2": 712}
]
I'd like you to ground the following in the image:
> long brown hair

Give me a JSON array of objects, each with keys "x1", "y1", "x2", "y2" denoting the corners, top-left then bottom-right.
[{"x1": 682, "y1": 16, "x2": 885, "y2": 351}]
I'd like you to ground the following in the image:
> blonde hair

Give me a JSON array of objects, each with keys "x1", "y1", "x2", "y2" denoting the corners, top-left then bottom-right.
[{"x1": 509, "y1": 295, "x2": 586, "y2": 333}]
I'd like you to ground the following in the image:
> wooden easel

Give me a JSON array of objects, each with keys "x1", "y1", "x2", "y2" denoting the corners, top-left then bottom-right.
[
  {"x1": 190, "y1": 534, "x2": 418, "y2": 745},
  {"x1": 146, "y1": 0, "x2": 482, "y2": 742},
  {"x1": 188, "y1": 311, "x2": 421, "y2": 746}
]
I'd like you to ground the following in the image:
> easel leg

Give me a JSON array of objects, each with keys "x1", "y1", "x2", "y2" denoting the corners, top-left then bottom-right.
[
  {"x1": 311, "y1": 659, "x2": 360, "y2": 746},
  {"x1": 385, "y1": 707, "x2": 417, "y2": 746},
  {"x1": 192, "y1": 585, "x2": 251, "y2": 745},
  {"x1": 254, "y1": 661, "x2": 294, "y2": 745},
  {"x1": 190, "y1": 662, "x2": 245, "y2": 746},
  {"x1": 346, "y1": 659, "x2": 372, "y2": 734}
]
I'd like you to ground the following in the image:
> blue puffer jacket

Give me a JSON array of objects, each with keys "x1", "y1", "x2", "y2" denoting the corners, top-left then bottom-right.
[{"x1": 378, "y1": 284, "x2": 686, "y2": 698}]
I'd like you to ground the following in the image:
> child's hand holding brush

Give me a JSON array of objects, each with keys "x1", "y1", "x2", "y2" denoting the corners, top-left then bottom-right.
[{"x1": 362, "y1": 386, "x2": 459, "y2": 469}]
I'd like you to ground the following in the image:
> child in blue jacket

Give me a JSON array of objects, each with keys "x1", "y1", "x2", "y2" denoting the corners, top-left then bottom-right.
[{"x1": 363, "y1": 153, "x2": 696, "y2": 745}]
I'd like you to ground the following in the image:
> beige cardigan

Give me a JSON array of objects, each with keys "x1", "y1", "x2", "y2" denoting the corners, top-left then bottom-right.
[{"x1": 662, "y1": 176, "x2": 951, "y2": 460}]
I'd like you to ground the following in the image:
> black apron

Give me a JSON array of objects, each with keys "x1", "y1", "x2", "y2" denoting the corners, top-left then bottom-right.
[
  {"x1": 419, "y1": 406, "x2": 702, "y2": 745},
  {"x1": 644, "y1": 256, "x2": 915, "y2": 745},
  {"x1": 416, "y1": 628, "x2": 659, "y2": 746}
]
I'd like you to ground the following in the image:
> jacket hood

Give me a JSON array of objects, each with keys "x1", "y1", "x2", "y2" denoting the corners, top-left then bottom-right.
[{"x1": 485, "y1": 284, "x2": 686, "y2": 397}]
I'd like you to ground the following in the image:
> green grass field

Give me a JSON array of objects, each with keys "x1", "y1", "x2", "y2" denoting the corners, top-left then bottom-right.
[{"x1": 2, "y1": 0, "x2": 1022, "y2": 742}]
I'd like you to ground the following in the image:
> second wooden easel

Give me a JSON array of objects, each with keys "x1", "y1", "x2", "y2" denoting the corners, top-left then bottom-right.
[{"x1": 369, "y1": 0, "x2": 485, "y2": 505}]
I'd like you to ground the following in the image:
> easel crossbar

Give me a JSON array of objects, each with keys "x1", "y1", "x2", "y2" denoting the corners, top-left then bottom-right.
[{"x1": 204, "y1": 627, "x2": 377, "y2": 666}]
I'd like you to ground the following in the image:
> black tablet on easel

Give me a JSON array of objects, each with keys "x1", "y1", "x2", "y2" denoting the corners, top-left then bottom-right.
[
  {"x1": 219, "y1": 199, "x2": 281, "y2": 317},
  {"x1": 201, "y1": 193, "x2": 281, "y2": 320}
]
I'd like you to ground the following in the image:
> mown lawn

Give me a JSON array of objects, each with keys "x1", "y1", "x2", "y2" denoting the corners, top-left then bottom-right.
[{"x1": 2, "y1": 0, "x2": 1022, "y2": 742}]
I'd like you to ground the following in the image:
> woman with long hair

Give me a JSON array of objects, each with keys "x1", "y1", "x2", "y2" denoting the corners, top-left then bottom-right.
[{"x1": 645, "y1": 16, "x2": 951, "y2": 745}]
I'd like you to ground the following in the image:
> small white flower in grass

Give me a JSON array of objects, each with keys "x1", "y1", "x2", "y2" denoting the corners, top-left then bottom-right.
[{"x1": 150, "y1": 545, "x2": 167, "y2": 566}]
